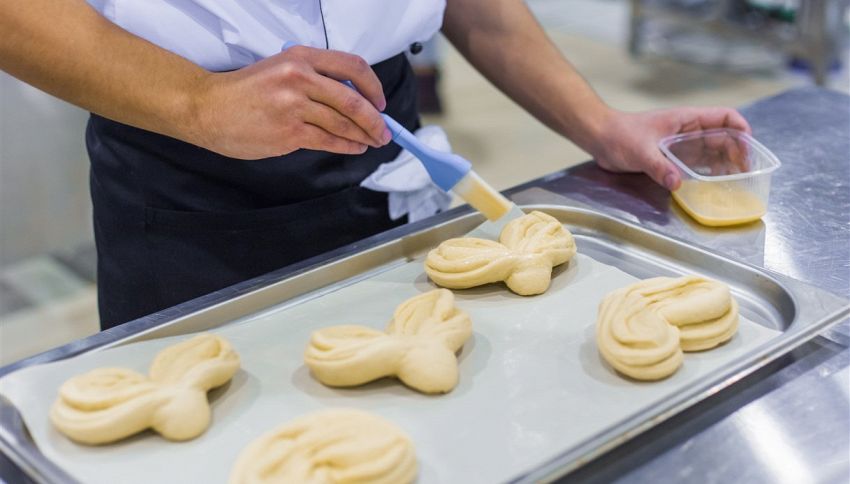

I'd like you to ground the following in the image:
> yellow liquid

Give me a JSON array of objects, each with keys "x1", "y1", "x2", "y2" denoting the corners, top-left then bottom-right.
[
  {"x1": 672, "y1": 180, "x2": 766, "y2": 227},
  {"x1": 453, "y1": 171, "x2": 512, "y2": 221}
]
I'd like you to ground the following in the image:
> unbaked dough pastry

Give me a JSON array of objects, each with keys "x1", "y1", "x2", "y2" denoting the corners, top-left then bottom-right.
[
  {"x1": 596, "y1": 276, "x2": 739, "y2": 380},
  {"x1": 424, "y1": 210, "x2": 576, "y2": 295},
  {"x1": 304, "y1": 289, "x2": 471, "y2": 394},
  {"x1": 230, "y1": 409, "x2": 417, "y2": 484},
  {"x1": 50, "y1": 333, "x2": 240, "y2": 444}
]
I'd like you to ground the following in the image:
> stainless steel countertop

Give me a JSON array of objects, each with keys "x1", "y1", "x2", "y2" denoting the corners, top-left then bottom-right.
[
  {"x1": 1, "y1": 87, "x2": 847, "y2": 483},
  {"x1": 503, "y1": 86, "x2": 849, "y2": 483}
]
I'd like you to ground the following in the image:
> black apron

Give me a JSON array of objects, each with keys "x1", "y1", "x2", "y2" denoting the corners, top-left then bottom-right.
[{"x1": 87, "y1": 53, "x2": 418, "y2": 329}]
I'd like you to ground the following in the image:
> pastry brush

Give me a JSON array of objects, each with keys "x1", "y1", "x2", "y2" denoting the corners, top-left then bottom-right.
[
  {"x1": 280, "y1": 42, "x2": 522, "y2": 234},
  {"x1": 381, "y1": 114, "x2": 524, "y2": 234}
]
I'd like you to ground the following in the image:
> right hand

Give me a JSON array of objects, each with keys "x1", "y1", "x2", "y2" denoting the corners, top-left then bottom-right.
[
  {"x1": 590, "y1": 107, "x2": 751, "y2": 191},
  {"x1": 189, "y1": 45, "x2": 392, "y2": 159}
]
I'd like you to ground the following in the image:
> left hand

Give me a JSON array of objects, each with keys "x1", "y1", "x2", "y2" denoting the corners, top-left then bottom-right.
[{"x1": 590, "y1": 107, "x2": 751, "y2": 191}]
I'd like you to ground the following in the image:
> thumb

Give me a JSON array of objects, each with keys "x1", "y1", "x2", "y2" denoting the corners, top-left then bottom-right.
[{"x1": 646, "y1": 151, "x2": 681, "y2": 191}]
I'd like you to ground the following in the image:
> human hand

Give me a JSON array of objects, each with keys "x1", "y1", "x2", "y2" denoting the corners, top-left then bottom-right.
[
  {"x1": 590, "y1": 107, "x2": 751, "y2": 191},
  {"x1": 189, "y1": 45, "x2": 392, "y2": 159}
]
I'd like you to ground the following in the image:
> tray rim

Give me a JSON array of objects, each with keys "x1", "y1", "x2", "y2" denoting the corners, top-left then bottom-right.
[{"x1": 1, "y1": 202, "x2": 847, "y2": 484}]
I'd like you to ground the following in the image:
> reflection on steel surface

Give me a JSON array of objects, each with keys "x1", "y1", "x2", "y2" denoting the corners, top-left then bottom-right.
[{"x1": 738, "y1": 405, "x2": 812, "y2": 484}]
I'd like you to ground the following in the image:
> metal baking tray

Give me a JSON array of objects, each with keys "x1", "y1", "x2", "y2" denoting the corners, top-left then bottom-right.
[{"x1": 1, "y1": 202, "x2": 847, "y2": 484}]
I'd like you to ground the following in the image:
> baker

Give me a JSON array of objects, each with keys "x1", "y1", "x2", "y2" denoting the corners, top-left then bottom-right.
[{"x1": 0, "y1": 0, "x2": 750, "y2": 329}]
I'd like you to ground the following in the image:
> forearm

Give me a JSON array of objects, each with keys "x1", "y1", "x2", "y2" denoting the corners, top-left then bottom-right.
[
  {"x1": 442, "y1": 0, "x2": 613, "y2": 155},
  {"x1": 0, "y1": 0, "x2": 209, "y2": 144}
]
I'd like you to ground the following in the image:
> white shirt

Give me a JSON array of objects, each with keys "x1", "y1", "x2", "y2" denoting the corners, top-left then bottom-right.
[{"x1": 86, "y1": 1, "x2": 446, "y2": 71}]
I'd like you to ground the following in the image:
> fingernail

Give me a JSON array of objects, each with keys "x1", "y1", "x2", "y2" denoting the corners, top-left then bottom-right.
[
  {"x1": 379, "y1": 99, "x2": 387, "y2": 111},
  {"x1": 357, "y1": 144, "x2": 368, "y2": 153},
  {"x1": 663, "y1": 173, "x2": 677, "y2": 191},
  {"x1": 382, "y1": 128, "x2": 392, "y2": 144}
]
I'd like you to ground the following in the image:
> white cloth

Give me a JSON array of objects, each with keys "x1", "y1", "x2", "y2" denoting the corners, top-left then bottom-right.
[
  {"x1": 85, "y1": 0, "x2": 445, "y2": 70},
  {"x1": 360, "y1": 126, "x2": 453, "y2": 223}
]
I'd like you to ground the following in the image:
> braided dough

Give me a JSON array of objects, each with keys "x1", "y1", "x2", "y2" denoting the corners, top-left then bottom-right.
[
  {"x1": 304, "y1": 289, "x2": 472, "y2": 394},
  {"x1": 424, "y1": 210, "x2": 576, "y2": 295},
  {"x1": 229, "y1": 409, "x2": 417, "y2": 484},
  {"x1": 596, "y1": 276, "x2": 739, "y2": 380},
  {"x1": 49, "y1": 333, "x2": 240, "y2": 444}
]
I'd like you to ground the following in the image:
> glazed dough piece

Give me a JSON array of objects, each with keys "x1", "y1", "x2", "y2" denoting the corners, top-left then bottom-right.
[
  {"x1": 425, "y1": 210, "x2": 576, "y2": 295},
  {"x1": 50, "y1": 333, "x2": 240, "y2": 444},
  {"x1": 229, "y1": 409, "x2": 417, "y2": 484},
  {"x1": 596, "y1": 276, "x2": 739, "y2": 380},
  {"x1": 304, "y1": 289, "x2": 472, "y2": 394}
]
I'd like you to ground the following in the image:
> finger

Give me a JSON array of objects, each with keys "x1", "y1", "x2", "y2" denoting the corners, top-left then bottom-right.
[
  {"x1": 680, "y1": 107, "x2": 751, "y2": 134},
  {"x1": 702, "y1": 126, "x2": 750, "y2": 174},
  {"x1": 722, "y1": 109, "x2": 752, "y2": 134},
  {"x1": 298, "y1": 124, "x2": 369, "y2": 155},
  {"x1": 303, "y1": 101, "x2": 378, "y2": 148},
  {"x1": 648, "y1": 150, "x2": 682, "y2": 191},
  {"x1": 702, "y1": 129, "x2": 728, "y2": 152},
  {"x1": 307, "y1": 73, "x2": 390, "y2": 145},
  {"x1": 289, "y1": 46, "x2": 386, "y2": 111},
  {"x1": 726, "y1": 135, "x2": 750, "y2": 173},
  {"x1": 701, "y1": 131, "x2": 734, "y2": 175}
]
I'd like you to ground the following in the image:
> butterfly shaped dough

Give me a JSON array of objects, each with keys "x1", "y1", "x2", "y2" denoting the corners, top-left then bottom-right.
[
  {"x1": 424, "y1": 210, "x2": 576, "y2": 295},
  {"x1": 304, "y1": 289, "x2": 472, "y2": 394},
  {"x1": 50, "y1": 333, "x2": 240, "y2": 444},
  {"x1": 596, "y1": 276, "x2": 739, "y2": 381},
  {"x1": 230, "y1": 409, "x2": 417, "y2": 484}
]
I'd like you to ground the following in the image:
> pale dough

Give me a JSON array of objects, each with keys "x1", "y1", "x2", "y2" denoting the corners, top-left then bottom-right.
[
  {"x1": 424, "y1": 210, "x2": 576, "y2": 295},
  {"x1": 304, "y1": 289, "x2": 472, "y2": 394},
  {"x1": 229, "y1": 409, "x2": 417, "y2": 484},
  {"x1": 50, "y1": 333, "x2": 240, "y2": 444},
  {"x1": 596, "y1": 276, "x2": 739, "y2": 380}
]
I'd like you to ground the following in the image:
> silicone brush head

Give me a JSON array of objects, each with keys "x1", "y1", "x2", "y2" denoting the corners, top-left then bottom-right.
[
  {"x1": 452, "y1": 171, "x2": 513, "y2": 221},
  {"x1": 381, "y1": 114, "x2": 512, "y2": 221}
]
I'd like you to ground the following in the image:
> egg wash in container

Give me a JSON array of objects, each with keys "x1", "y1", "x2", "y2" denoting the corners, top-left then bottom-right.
[{"x1": 659, "y1": 128, "x2": 781, "y2": 227}]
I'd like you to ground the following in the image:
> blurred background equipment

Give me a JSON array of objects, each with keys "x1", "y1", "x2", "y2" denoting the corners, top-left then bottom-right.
[{"x1": 629, "y1": 0, "x2": 850, "y2": 85}]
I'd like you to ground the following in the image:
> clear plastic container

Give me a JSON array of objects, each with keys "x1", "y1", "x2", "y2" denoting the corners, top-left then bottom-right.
[{"x1": 659, "y1": 128, "x2": 781, "y2": 227}]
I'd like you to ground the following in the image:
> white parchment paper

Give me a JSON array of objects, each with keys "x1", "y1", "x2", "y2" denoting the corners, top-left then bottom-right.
[{"x1": 0, "y1": 253, "x2": 779, "y2": 483}]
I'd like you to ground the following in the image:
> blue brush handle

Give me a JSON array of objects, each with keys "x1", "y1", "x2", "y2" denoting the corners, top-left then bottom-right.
[
  {"x1": 381, "y1": 115, "x2": 470, "y2": 192},
  {"x1": 281, "y1": 41, "x2": 470, "y2": 191}
]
